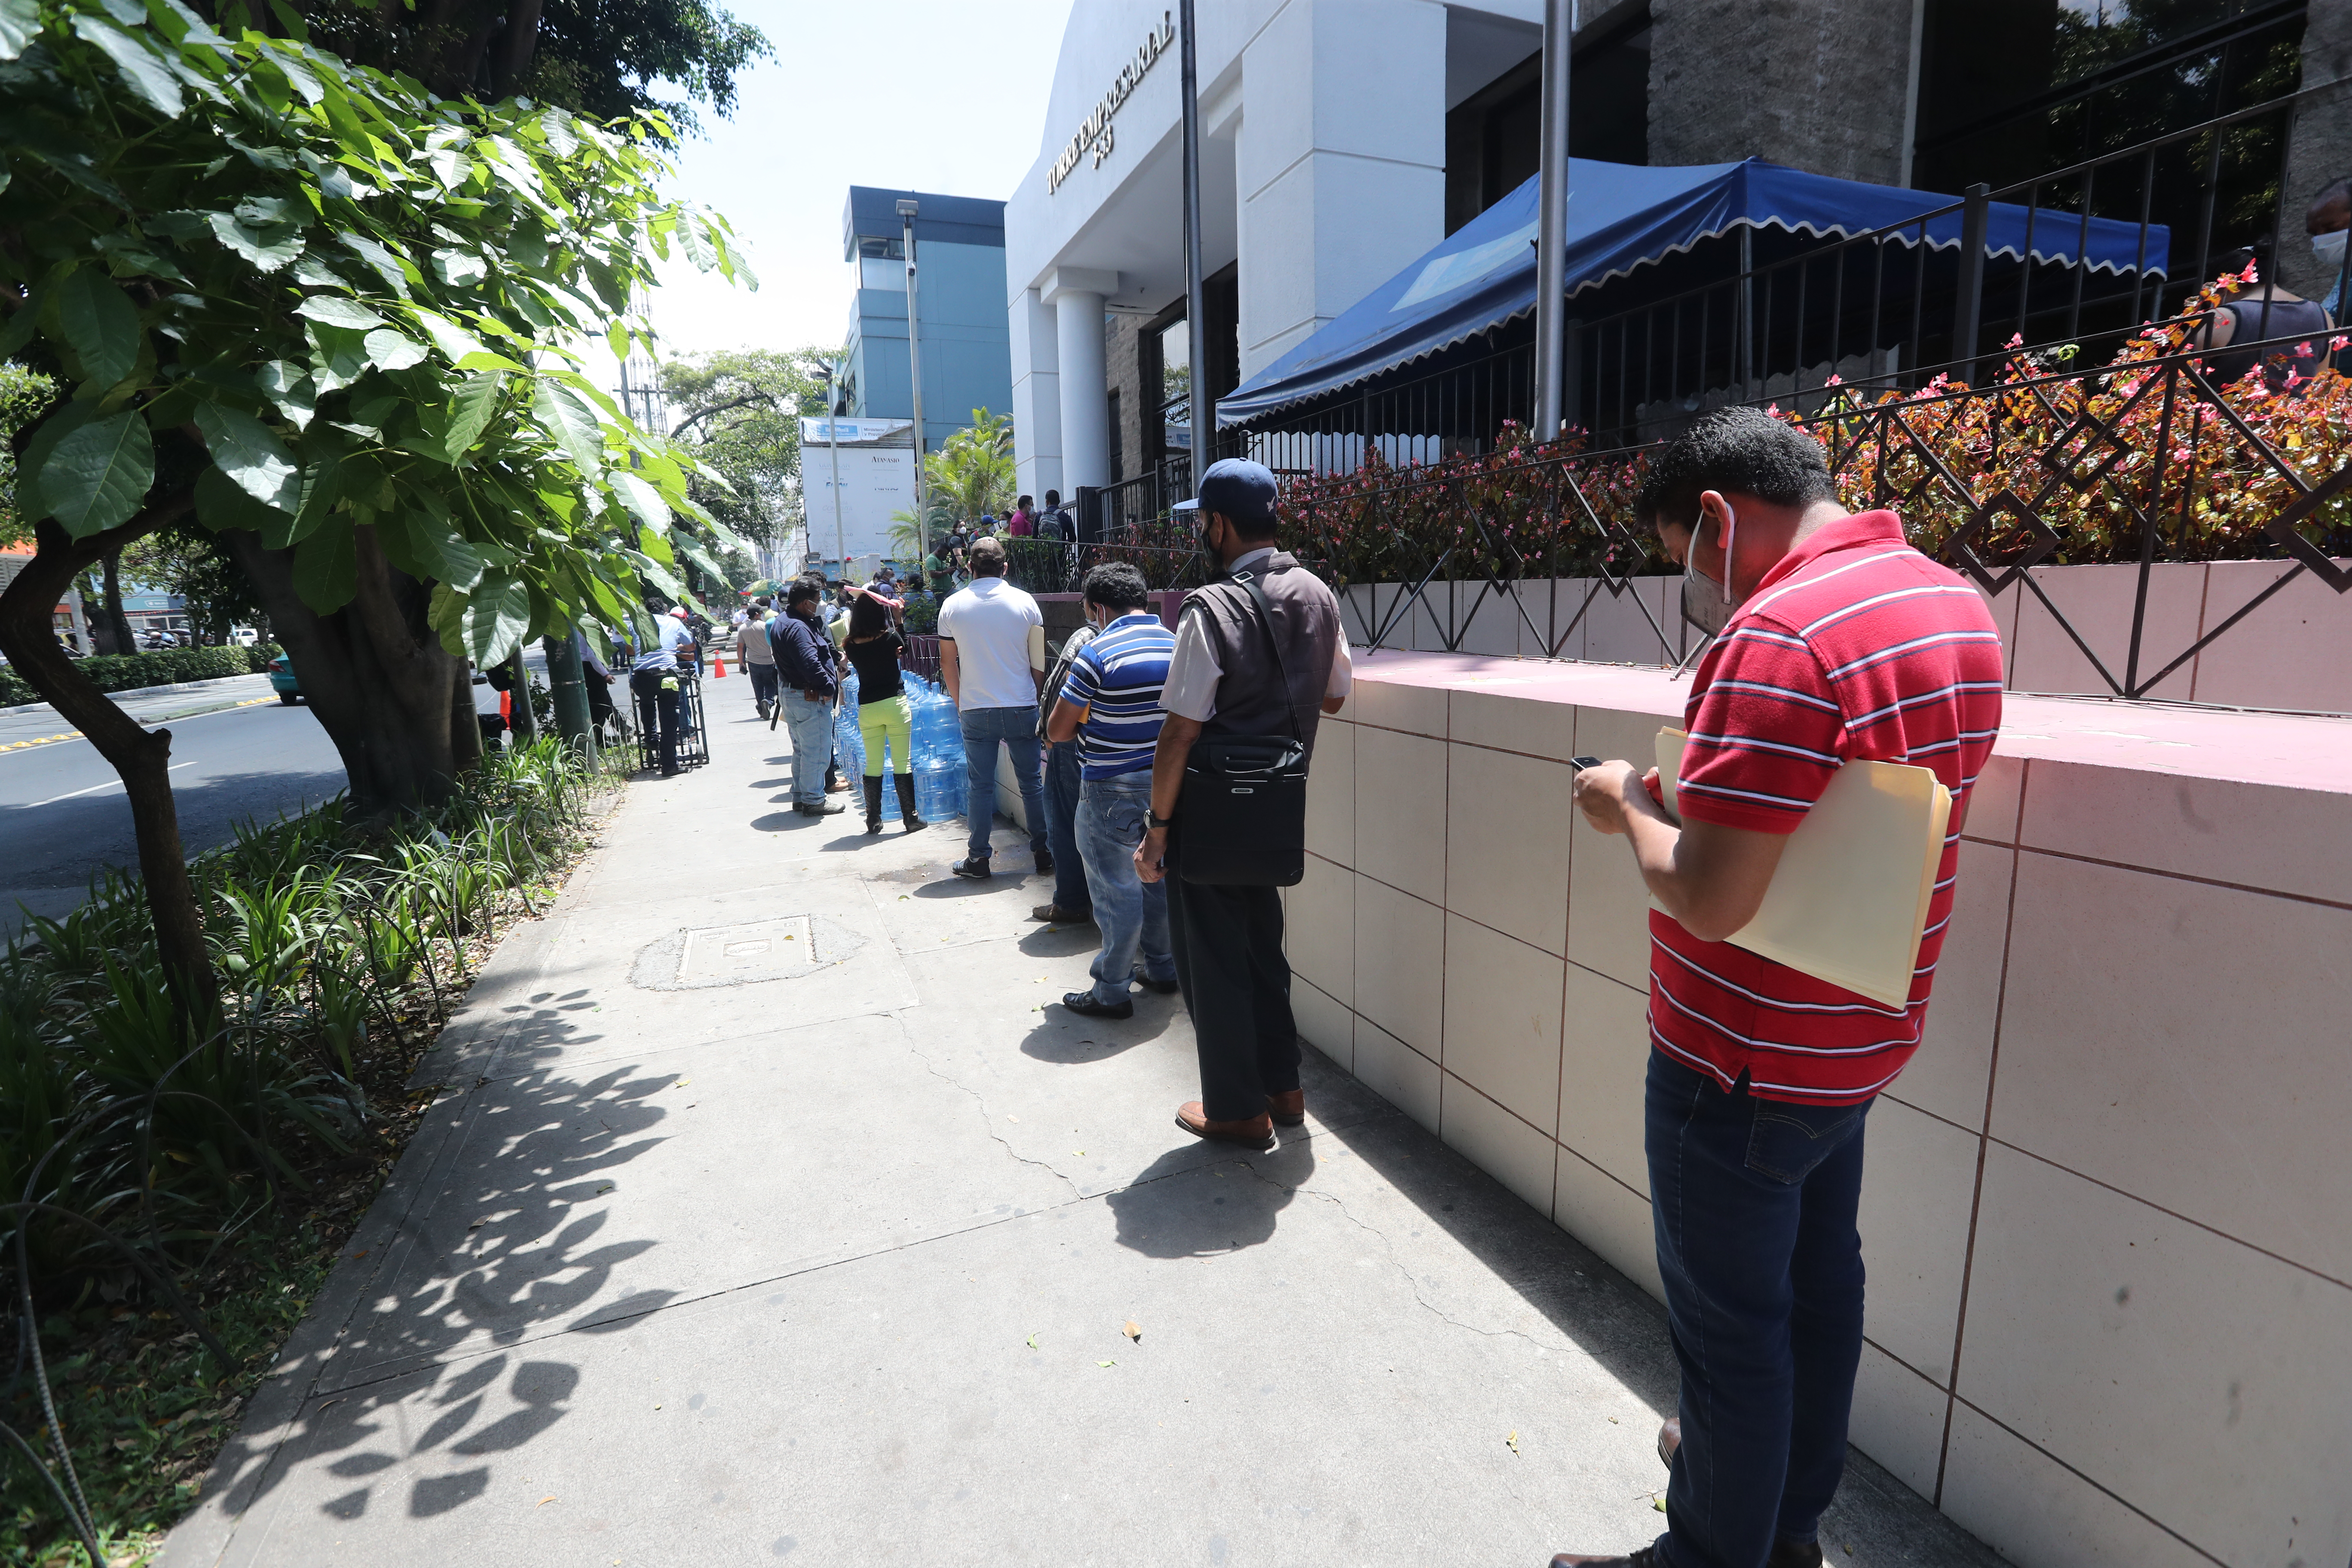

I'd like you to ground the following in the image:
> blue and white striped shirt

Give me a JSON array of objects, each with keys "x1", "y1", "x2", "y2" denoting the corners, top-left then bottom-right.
[{"x1": 1061, "y1": 612, "x2": 1176, "y2": 780}]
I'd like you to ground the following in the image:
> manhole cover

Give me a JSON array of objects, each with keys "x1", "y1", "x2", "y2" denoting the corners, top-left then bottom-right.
[
  {"x1": 679, "y1": 917, "x2": 817, "y2": 983},
  {"x1": 630, "y1": 915, "x2": 867, "y2": 991}
]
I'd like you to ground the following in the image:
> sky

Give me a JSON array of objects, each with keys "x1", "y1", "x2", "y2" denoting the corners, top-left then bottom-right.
[{"x1": 639, "y1": 0, "x2": 1078, "y2": 361}]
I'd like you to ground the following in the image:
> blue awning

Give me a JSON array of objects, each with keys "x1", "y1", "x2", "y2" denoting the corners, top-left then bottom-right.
[{"x1": 1219, "y1": 157, "x2": 2169, "y2": 425}]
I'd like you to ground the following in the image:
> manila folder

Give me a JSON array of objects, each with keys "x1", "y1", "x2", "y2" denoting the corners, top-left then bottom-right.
[{"x1": 1656, "y1": 729, "x2": 1950, "y2": 1009}]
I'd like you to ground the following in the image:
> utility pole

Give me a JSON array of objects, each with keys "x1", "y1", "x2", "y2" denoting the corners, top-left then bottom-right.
[
  {"x1": 1179, "y1": 0, "x2": 1210, "y2": 485},
  {"x1": 828, "y1": 361, "x2": 846, "y2": 577},
  {"x1": 1532, "y1": 0, "x2": 1574, "y2": 440},
  {"x1": 897, "y1": 197, "x2": 928, "y2": 558}
]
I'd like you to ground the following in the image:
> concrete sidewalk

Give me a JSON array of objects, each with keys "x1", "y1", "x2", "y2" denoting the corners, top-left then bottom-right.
[{"x1": 163, "y1": 699, "x2": 2005, "y2": 1568}]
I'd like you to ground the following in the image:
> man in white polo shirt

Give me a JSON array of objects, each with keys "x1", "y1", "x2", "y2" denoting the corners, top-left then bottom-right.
[{"x1": 937, "y1": 536, "x2": 1050, "y2": 880}]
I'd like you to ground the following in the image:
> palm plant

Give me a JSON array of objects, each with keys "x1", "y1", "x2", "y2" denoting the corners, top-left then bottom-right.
[{"x1": 889, "y1": 408, "x2": 1017, "y2": 558}]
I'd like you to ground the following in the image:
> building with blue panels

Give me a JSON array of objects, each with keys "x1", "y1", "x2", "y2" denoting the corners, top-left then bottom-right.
[{"x1": 841, "y1": 187, "x2": 1013, "y2": 464}]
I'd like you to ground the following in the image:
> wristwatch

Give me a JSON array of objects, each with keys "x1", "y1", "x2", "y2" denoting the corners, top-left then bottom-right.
[{"x1": 1148, "y1": 812, "x2": 1175, "y2": 830}]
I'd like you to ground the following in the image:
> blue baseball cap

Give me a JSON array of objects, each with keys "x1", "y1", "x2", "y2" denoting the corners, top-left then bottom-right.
[{"x1": 1173, "y1": 457, "x2": 1278, "y2": 528}]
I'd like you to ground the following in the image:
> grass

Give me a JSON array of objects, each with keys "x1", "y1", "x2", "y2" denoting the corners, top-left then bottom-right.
[{"x1": 2, "y1": 738, "x2": 628, "y2": 1567}]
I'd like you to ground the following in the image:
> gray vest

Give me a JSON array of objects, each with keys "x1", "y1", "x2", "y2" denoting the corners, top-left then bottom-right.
[{"x1": 1187, "y1": 553, "x2": 1342, "y2": 762}]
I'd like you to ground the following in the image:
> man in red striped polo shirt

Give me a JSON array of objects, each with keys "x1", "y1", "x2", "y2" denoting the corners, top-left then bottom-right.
[{"x1": 1556, "y1": 408, "x2": 2003, "y2": 1568}]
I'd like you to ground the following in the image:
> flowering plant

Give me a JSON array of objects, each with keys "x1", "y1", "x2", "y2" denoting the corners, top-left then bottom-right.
[{"x1": 1271, "y1": 265, "x2": 2351, "y2": 588}]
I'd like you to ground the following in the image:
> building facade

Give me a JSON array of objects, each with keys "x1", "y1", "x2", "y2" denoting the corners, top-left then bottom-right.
[
  {"x1": 840, "y1": 187, "x2": 1015, "y2": 466},
  {"x1": 1005, "y1": 0, "x2": 2322, "y2": 502}
]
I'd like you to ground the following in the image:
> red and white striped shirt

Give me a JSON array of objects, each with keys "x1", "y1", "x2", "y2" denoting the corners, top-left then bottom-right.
[{"x1": 1651, "y1": 508, "x2": 2004, "y2": 1104}]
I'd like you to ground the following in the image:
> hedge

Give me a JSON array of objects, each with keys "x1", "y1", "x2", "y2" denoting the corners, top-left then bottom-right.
[{"x1": 0, "y1": 644, "x2": 282, "y2": 707}]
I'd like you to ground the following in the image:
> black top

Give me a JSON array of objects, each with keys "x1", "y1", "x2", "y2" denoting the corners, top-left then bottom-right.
[
  {"x1": 2211, "y1": 297, "x2": 2333, "y2": 389},
  {"x1": 845, "y1": 629, "x2": 905, "y2": 705}
]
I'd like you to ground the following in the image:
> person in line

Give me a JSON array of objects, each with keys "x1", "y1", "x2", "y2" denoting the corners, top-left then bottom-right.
[
  {"x1": 1037, "y1": 489, "x2": 1078, "y2": 590},
  {"x1": 1048, "y1": 563, "x2": 1178, "y2": 1018},
  {"x1": 738, "y1": 596, "x2": 778, "y2": 721},
  {"x1": 823, "y1": 579, "x2": 854, "y2": 794},
  {"x1": 1005, "y1": 496, "x2": 1032, "y2": 536},
  {"x1": 768, "y1": 581, "x2": 846, "y2": 818},
  {"x1": 1029, "y1": 611, "x2": 1098, "y2": 926},
  {"x1": 2192, "y1": 239, "x2": 2337, "y2": 391},
  {"x1": 937, "y1": 536, "x2": 1050, "y2": 880},
  {"x1": 842, "y1": 586, "x2": 925, "y2": 836},
  {"x1": 1550, "y1": 408, "x2": 2002, "y2": 1568},
  {"x1": 2310, "y1": 175, "x2": 2349, "y2": 330},
  {"x1": 1005, "y1": 505, "x2": 1032, "y2": 538},
  {"x1": 575, "y1": 628, "x2": 622, "y2": 738},
  {"x1": 922, "y1": 539, "x2": 956, "y2": 597},
  {"x1": 1133, "y1": 459, "x2": 1351, "y2": 1148},
  {"x1": 628, "y1": 605, "x2": 697, "y2": 776}
]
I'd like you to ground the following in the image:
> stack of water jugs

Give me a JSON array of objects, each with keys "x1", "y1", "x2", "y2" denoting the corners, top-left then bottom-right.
[
  {"x1": 831, "y1": 662, "x2": 865, "y2": 781},
  {"x1": 907, "y1": 673, "x2": 966, "y2": 823}
]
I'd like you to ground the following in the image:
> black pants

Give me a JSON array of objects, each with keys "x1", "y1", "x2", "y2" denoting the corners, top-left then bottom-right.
[
  {"x1": 585, "y1": 673, "x2": 617, "y2": 732},
  {"x1": 630, "y1": 667, "x2": 681, "y2": 774},
  {"x1": 1164, "y1": 853, "x2": 1300, "y2": 1123}
]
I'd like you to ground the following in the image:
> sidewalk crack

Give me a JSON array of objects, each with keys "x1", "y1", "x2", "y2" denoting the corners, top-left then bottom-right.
[
  {"x1": 1236, "y1": 1155, "x2": 1559, "y2": 1354},
  {"x1": 890, "y1": 1014, "x2": 1087, "y2": 1202}
]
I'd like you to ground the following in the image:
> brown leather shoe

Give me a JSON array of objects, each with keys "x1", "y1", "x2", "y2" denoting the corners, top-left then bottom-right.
[
  {"x1": 1029, "y1": 903, "x2": 1092, "y2": 924},
  {"x1": 1549, "y1": 1549, "x2": 1658, "y2": 1568},
  {"x1": 1174, "y1": 1101, "x2": 1274, "y2": 1151},
  {"x1": 1267, "y1": 1089, "x2": 1305, "y2": 1126},
  {"x1": 1657, "y1": 1415, "x2": 1680, "y2": 1469}
]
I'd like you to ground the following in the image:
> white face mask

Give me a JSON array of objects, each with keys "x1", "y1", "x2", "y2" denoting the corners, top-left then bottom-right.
[
  {"x1": 1678, "y1": 501, "x2": 1740, "y2": 638},
  {"x1": 2313, "y1": 228, "x2": 2348, "y2": 270}
]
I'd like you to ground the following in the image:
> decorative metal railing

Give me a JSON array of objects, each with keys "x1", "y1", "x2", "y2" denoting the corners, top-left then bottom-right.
[{"x1": 1277, "y1": 330, "x2": 2352, "y2": 708}]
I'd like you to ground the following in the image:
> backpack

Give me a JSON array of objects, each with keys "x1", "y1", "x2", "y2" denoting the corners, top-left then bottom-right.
[{"x1": 1037, "y1": 507, "x2": 1071, "y2": 542}]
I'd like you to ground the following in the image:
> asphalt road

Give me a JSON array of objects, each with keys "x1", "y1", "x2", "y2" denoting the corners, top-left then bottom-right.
[{"x1": 0, "y1": 681, "x2": 351, "y2": 937}]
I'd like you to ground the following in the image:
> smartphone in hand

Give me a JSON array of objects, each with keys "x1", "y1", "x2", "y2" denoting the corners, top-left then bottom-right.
[{"x1": 1568, "y1": 756, "x2": 1604, "y2": 771}]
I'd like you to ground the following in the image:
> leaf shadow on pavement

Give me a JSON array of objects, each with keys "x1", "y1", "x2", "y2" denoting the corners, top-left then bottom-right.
[{"x1": 199, "y1": 1002, "x2": 688, "y2": 1533}]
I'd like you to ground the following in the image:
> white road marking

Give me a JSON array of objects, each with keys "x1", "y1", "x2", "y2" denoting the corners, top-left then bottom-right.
[{"x1": 20, "y1": 760, "x2": 201, "y2": 810}]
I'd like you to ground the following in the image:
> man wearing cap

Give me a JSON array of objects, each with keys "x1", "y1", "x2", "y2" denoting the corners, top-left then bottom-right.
[
  {"x1": 1135, "y1": 459, "x2": 1352, "y2": 1149},
  {"x1": 629, "y1": 605, "x2": 698, "y2": 776}
]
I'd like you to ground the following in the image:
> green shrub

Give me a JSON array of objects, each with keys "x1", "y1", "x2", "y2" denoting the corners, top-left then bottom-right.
[{"x1": 0, "y1": 645, "x2": 282, "y2": 707}]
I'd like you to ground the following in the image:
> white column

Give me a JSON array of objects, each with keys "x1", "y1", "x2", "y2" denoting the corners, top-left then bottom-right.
[
  {"x1": 1045, "y1": 267, "x2": 1119, "y2": 493},
  {"x1": 1236, "y1": 0, "x2": 1446, "y2": 378},
  {"x1": 1009, "y1": 286, "x2": 1064, "y2": 501}
]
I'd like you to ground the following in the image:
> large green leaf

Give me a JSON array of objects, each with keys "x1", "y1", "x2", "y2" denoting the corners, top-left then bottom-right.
[
  {"x1": 442, "y1": 369, "x2": 504, "y2": 460},
  {"x1": 609, "y1": 470, "x2": 670, "y2": 533},
  {"x1": 294, "y1": 295, "x2": 385, "y2": 331},
  {"x1": 255, "y1": 359, "x2": 316, "y2": 429},
  {"x1": 10, "y1": 403, "x2": 95, "y2": 523},
  {"x1": 530, "y1": 378, "x2": 604, "y2": 478},
  {"x1": 193, "y1": 403, "x2": 300, "y2": 511},
  {"x1": 205, "y1": 210, "x2": 303, "y2": 271},
  {"x1": 70, "y1": 14, "x2": 183, "y2": 118},
  {"x1": 291, "y1": 525, "x2": 357, "y2": 613},
  {"x1": 362, "y1": 326, "x2": 427, "y2": 371},
  {"x1": 55, "y1": 266, "x2": 142, "y2": 388},
  {"x1": 0, "y1": 0, "x2": 39, "y2": 61},
  {"x1": 459, "y1": 573, "x2": 532, "y2": 666},
  {"x1": 40, "y1": 410, "x2": 154, "y2": 536}
]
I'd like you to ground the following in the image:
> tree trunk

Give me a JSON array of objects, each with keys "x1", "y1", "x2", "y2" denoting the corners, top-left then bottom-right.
[
  {"x1": 0, "y1": 512, "x2": 219, "y2": 1024},
  {"x1": 99, "y1": 548, "x2": 138, "y2": 655},
  {"x1": 218, "y1": 525, "x2": 466, "y2": 820},
  {"x1": 489, "y1": 0, "x2": 543, "y2": 97},
  {"x1": 450, "y1": 660, "x2": 482, "y2": 772}
]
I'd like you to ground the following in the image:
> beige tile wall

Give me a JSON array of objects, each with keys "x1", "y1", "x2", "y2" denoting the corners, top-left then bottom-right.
[{"x1": 1285, "y1": 662, "x2": 2352, "y2": 1568}]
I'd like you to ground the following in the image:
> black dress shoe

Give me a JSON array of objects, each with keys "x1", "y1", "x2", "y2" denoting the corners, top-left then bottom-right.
[
  {"x1": 1549, "y1": 1548, "x2": 1658, "y2": 1568},
  {"x1": 1131, "y1": 971, "x2": 1179, "y2": 994},
  {"x1": 1061, "y1": 990, "x2": 1133, "y2": 1019},
  {"x1": 950, "y1": 856, "x2": 991, "y2": 879}
]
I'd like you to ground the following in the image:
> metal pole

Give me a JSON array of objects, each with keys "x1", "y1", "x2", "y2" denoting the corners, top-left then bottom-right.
[
  {"x1": 1954, "y1": 182, "x2": 1991, "y2": 385},
  {"x1": 897, "y1": 198, "x2": 928, "y2": 560},
  {"x1": 827, "y1": 365, "x2": 845, "y2": 578},
  {"x1": 1180, "y1": 0, "x2": 1210, "y2": 485},
  {"x1": 1532, "y1": 0, "x2": 1573, "y2": 440}
]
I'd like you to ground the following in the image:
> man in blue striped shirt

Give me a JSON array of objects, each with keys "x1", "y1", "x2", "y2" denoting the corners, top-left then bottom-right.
[{"x1": 1046, "y1": 563, "x2": 1179, "y2": 1019}]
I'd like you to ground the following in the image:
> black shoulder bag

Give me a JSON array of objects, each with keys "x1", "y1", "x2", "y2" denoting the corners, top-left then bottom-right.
[{"x1": 1175, "y1": 570, "x2": 1311, "y2": 888}]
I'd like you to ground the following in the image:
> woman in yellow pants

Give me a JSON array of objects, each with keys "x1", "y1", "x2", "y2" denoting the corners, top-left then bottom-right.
[{"x1": 842, "y1": 590, "x2": 925, "y2": 835}]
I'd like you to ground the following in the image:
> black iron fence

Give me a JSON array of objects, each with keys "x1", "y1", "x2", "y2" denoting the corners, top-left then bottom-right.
[{"x1": 1280, "y1": 343, "x2": 2352, "y2": 709}]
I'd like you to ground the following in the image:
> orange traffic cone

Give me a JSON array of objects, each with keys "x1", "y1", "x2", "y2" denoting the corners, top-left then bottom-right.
[{"x1": 713, "y1": 653, "x2": 727, "y2": 678}]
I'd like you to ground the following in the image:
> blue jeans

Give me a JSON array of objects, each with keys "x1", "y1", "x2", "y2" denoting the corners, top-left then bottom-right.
[
  {"x1": 1043, "y1": 741, "x2": 1091, "y2": 913},
  {"x1": 1074, "y1": 775, "x2": 1173, "y2": 1004},
  {"x1": 1645, "y1": 1052, "x2": 1871, "y2": 1568},
  {"x1": 783, "y1": 692, "x2": 833, "y2": 806},
  {"x1": 960, "y1": 706, "x2": 1047, "y2": 862}
]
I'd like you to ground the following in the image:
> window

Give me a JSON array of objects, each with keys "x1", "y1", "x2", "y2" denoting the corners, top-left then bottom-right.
[
  {"x1": 855, "y1": 235, "x2": 906, "y2": 291},
  {"x1": 1442, "y1": 9, "x2": 1652, "y2": 236}
]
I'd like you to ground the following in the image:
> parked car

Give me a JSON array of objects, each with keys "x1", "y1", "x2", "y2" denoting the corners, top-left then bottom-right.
[
  {"x1": 269, "y1": 653, "x2": 301, "y2": 705},
  {"x1": 229, "y1": 625, "x2": 260, "y2": 647}
]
